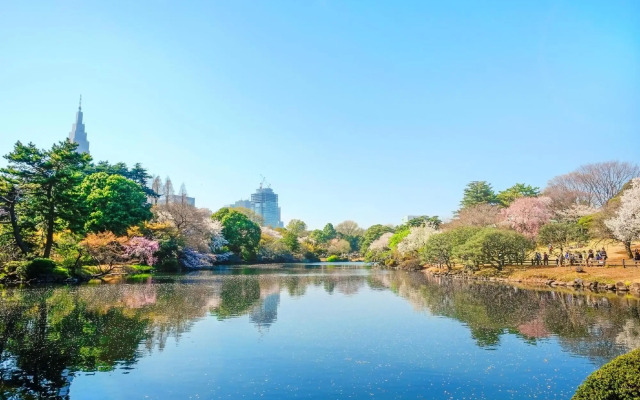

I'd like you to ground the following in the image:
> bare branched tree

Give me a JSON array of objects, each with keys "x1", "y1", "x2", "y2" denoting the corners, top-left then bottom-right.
[
  {"x1": 150, "y1": 176, "x2": 163, "y2": 205},
  {"x1": 163, "y1": 177, "x2": 174, "y2": 205},
  {"x1": 443, "y1": 204, "x2": 501, "y2": 230},
  {"x1": 545, "y1": 161, "x2": 640, "y2": 209},
  {"x1": 153, "y1": 202, "x2": 214, "y2": 252},
  {"x1": 178, "y1": 183, "x2": 188, "y2": 205}
]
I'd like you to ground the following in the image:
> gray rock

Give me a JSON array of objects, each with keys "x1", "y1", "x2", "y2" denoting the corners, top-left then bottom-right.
[{"x1": 616, "y1": 282, "x2": 629, "y2": 291}]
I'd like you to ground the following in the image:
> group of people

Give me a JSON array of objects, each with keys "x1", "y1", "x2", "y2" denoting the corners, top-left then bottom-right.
[
  {"x1": 533, "y1": 252, "x2": 550, "y2": 265},
  {"x1": 532, "y1": 248, "x2": 608, "y2": 267}
]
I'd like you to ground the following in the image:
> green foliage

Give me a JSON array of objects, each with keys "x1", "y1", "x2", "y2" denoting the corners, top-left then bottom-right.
[
  {"x1": 212, "y1": 208, "x2": 261, "y2": 262},
  {"x1": 460, "y1": 181, "x2": 498, "y2": 210},
  {"x1": 361, "y1": 224, "x2": 394, "y2": 251},
  {"x1": 55, "y1": 232, "x2": 92, "y2": 273},
  {"x1": 407, "y1": 216, "x2": 442, "y2": 229},
  {"x1": 2, "y1": 140, "x2": 92, "y2": 257},
  {"x1": 326, "y1": 255, "x2": 344, "y2": 262},
  {"x1": 8, "y1": 258, "x2": 60, "y2": 280},
  {"x1": 322, "y1": 223, "x2": 337, "y2": 241},
  {"x1": 79, "y1": 172, "x2": 152, "y2": 235},
  {"x1": 572, "y1": 348, "x2": 640, "y2": 400},
  {"x1": 454, "y1": 228, "x2": 533, "y2": 270},
  {"x1": 212, "y1": 277, "x2": 260, "y2": 319},
  {"x1": 388, "y1": 226, "x2": 410, "y2": 250},
  {"x1": 496, "y1": 183, "x2": 540, "y2": 207},
  {"x1": 421, "y1": 227, "x2": 481, "y2": 268},
  {"x1": 282, "y1": 230, "x2": 300, "y2": 252},
  {"x1": 286, "y1": 219, "x2": 307, "y2": 236},
  {"x1": 88, "y1": 161, "x2": 154, "y2": 196},
  {"x1": 154, "y1": 235, "x2": 181, "y2": 271},
  {"x1": 126, "y1": 264, "x2": 154, "y2": 273},
  {"x1": 309, "y1": 229, "x2": 326, "y2": 244},
  {"x1": 576, "y1": 215, "x2": 594, "y2": 238},
  {"x1": 537, "y1": 222, "x2": 584, "y2": 254},
  {"x1": 1, "y1": 261, "x2": 28, "y2": 277},
  {"x1": 229, "y1": 206, "x2": 264, "y2": 226}
]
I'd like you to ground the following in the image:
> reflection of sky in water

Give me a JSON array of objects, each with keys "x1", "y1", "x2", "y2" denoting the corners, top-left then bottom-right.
[{"x1": 1, "y1": 266, "x2": 639, "y2": 399}]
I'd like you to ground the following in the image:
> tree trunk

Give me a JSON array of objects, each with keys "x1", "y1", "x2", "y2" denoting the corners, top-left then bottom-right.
[
  {"x1": 43, "y1": 188, "x2": 55, "y2": 258},
  {"x1": 624, "y1": 241, "x2": 632, "y2": 259},
  {"x1": 7, "y1": 201, "x2": 29, "y2": 255}
]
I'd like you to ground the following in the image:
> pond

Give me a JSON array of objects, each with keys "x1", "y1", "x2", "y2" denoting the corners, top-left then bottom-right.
[{"x1": 1, "y1": 263, "x2": 639, "y2": 399}]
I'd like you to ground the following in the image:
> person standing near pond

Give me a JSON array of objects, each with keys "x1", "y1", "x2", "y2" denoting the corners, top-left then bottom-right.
[
  {"x1": 543, "y1": 252, "x2": 549, "y2": 266},
  {"x1": 587, "y1": 249, "x2": 594, "y2": 267}
]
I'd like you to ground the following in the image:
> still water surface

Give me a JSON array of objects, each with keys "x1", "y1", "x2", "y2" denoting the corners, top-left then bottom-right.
[{"x1": 1, "y1": 263, "x2": 639, "y2": 399}]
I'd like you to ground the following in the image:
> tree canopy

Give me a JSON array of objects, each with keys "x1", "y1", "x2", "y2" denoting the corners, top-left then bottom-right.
[
  {"x1": 460, "y1": 181, "x2": 498, "y2": 209},
  {"x1": 212, "y1": 208, "x2": 261, "y2": 261},
  {"x1": 79, "y1": 172, "x2": 152, "y2": 235}
]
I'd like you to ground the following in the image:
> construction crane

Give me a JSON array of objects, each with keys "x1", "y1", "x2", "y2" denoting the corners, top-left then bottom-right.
[{"x1": 259, "y1": 175, "x2": 271, "y2": 190}]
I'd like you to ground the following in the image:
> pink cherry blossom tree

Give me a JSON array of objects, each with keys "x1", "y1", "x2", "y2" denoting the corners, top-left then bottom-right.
[
  {"x1": 124, "y1": 236, "x2": 160, "y2": 266},
  {"x1": 501, "y1": 196, "x2": 553, "y2": 239}
]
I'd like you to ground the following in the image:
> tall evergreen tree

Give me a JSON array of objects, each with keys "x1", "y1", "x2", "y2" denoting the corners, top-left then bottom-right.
[
  {"x1": 459, "y1": 181, "x2": 498, "y2": 210},
  {"x1": 2, "y1": 141, "x2": 91, "y2": 257}
]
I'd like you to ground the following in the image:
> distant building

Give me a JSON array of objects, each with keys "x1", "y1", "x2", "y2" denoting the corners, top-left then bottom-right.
[
  {"x1": 68, "y1": 95, "x2": 90, "y2": 154},
  {"x1": 229, "y1": 183, "x2": 284, "y2": 228},
  {"x1": 158, "y1": 194, "x2": 196, "y2": 207},
  {"x1": 229, "y1": 199, "x2": 252, "y2": 209},
  {"x1": 401, "y1": 215, "x2": 420, "y2": 224},
  {"x1": 251, "y1": 186, "x2": 283, "y2": 228}
]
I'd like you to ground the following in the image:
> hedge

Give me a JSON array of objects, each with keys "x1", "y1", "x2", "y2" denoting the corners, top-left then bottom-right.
[{"x1": 573, "y1": 347, "x2": 640, "y2": 399}]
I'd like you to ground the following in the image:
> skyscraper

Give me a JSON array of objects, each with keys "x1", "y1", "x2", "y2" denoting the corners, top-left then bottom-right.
[
  {"x1": 250, "y1": 185, "x2": 283, "y2": 228},
  {"x1": 68, "y1": 95, "x2": 90, "y2": 154}
]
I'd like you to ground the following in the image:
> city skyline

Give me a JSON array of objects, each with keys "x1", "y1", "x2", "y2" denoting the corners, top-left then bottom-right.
[{"x1": 1, "y1": 1, "x2": 638, "y2": 229}]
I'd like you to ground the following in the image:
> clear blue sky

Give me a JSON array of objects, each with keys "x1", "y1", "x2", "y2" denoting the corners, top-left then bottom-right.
[{"x1": 1, "y1": 1, "x2": 638, "y2": 229}]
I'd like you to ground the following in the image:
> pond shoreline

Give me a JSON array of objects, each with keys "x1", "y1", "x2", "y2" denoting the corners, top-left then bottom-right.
[{"x1": 423, "y1": 266, "x2": 640, "y2": 297}]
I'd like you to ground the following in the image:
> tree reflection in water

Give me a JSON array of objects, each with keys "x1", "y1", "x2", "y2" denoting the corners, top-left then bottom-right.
[{"x1": 0, "y1": 267, "x2": 638, "y2": 398}]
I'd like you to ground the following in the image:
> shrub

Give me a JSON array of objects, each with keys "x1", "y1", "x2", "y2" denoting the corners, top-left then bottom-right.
[
  {"x1": 397, "y1": 259, "x2": 423, "y2": 270},
  {"x1": 7, "y1": 258, "x2": 59, "y2": 280},
  {"x1": 1, "y1": 261, "x2": 28, "y2": 276},
  {"x1": 326, "y1": 255, "x2": 344, "y2": 262},
  {"x1": 52, "y1": 266, "x2": 71, "y2": 280},
  {"x1": 572, "y1": 348, "x2": 640, "y2": 400}
]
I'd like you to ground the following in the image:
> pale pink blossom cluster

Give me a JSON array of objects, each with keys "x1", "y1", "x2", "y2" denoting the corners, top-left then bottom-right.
[
  {"x1": 124, "y1": 237, "x2": 160, "y2": 266},
  {"x1": 368, "y1": 232, "x2": 393, "y2": 253},
  {"x1": 501, "y1": 196, "x2": 553, "y2": 239},
  {"x1": 260, "y1": 226, "x2": 283, "y2": 239}
]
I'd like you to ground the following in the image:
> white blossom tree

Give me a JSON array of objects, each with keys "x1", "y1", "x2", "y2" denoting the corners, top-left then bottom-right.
[
  {"x1": 368, "y1": 232, "x2": 393, "y2": 253},
  {"x1": 397, "y1": 225, "x2": 439, "y2": 255},
  {"x1": 260, "y1": 226, "x2": 283, "y2": 239},
  {"x1": 327, "y1": 238, "x2": 351, "y2": 256},
  {"x1": 605, "y1": 178, "x2": 640, "y2": 257}
]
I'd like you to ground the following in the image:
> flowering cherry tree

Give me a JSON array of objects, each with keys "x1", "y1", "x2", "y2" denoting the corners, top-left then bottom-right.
[
  {"x1": 260, "y1": 226, "x2": 283, "y2": 239},
  {"x1": 501, "y1": 196, "x2": 553, "y2": 239},
  {"x1": 209, "y1": 219, "x2": 228, "y2": 252},
  {"x1": 397, "y1": 225, "x2": 439, "y2": 255},
  {"x1": 124, "y1": 236, "x2": 160, "y2": 266},
  {"x1": 368, "y1": 232, "x2": 393, "y2": 253},
  {"x1": 605, "y1": 178, "x2": 640, "y2": 257},
  {"x1": 180, "y1": 247, "x2": 233, "y2": 269},
  {"x1": 327, "y1": 238, "x2": 351, "y2": 256}
]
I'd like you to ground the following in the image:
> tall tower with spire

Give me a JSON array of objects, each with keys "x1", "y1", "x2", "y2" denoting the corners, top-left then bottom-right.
[{"x1": 68, "y1": 95, "x2": 90, "y2": 154}]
